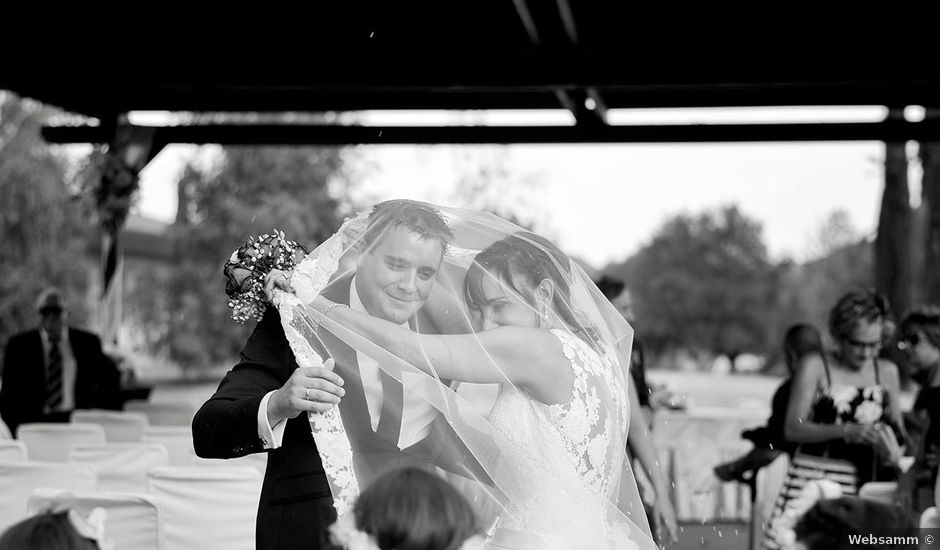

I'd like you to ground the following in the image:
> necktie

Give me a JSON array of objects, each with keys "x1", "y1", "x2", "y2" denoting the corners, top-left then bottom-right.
[
  {"x1": 376, "y1": 370, "x2": 403, "y2": 440},
  {"x1": 45, "y1": 333, "x2": 63, "y2": 411}
]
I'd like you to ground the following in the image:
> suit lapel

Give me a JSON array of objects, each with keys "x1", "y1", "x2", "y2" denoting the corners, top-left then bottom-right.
[{"x1": 319, "y1": 275, "x2": 380, "y2": 447}]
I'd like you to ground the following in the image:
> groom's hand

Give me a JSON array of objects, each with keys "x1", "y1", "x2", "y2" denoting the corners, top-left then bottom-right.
[
  {"x1": 267, "y1": 358, "x2": 345, "y2": 426},
  {"x1": 264, "y1": 269, "x2": 295, "y2": 303}
]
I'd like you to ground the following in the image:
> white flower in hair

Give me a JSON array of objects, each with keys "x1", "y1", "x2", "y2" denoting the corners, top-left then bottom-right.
[
  {"x1": 67, "y1": 507, "x2": 113, "y2": 550},
  {"x1": 329, "y1": 513, "x2": 379, "y2": 550}
]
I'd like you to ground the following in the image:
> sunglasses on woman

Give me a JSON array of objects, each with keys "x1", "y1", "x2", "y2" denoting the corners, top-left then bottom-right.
[
  {"x1": 843, "y1": 337, "x2": 881, "y2": 351},
  {"x1": 897, "y1": 333, "x2": 921, "y2": 350}
]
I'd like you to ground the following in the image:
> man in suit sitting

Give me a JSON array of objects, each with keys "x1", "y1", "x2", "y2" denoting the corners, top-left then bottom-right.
[
  {"x1": 0, "y1": 287, "x2": 121, "y2": 433},
  {"x1": 193, "y1": 200, "x2": 468, "y2": 550}
]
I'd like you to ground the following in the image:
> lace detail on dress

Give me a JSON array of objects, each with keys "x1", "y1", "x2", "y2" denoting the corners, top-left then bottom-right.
[
  {"x1": 545, "y1": 329, "x2": 628, "y2": 497},
  {"x1": 485, "y1": 329, "x2": 631, "y2": 546},
  {"x1": 274, "y1": 213, "x2": 369, "y2": 517}
]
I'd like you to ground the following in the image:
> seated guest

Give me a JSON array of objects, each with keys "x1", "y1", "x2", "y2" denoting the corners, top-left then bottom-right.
[
  {"x1": 0, "y1": 507, "x2": 108, "y2": 550},
  {"x1": 715, "y1": 323, "x2": 824, "y2": 483},
  {"x1": 329, "y1": 467, "x2": 483, "y2": 550},
  {"x1": 762, "y1": 290, "x2": 907, "y2": 550},
  {"x1": 0, "y1": 287, "x2": 121, "y2": 433},
  {"x1": 795, "y1": 496, "x2": 915, "y2": 550},
  {"x1": 895, "y1": 306, "x2": 940, "y2": 514}
]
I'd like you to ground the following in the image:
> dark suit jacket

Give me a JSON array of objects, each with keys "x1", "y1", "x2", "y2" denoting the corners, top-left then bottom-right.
[
  {"x1": 0, "y1": 327, "x2": 120, "y2": 433},
  {"x1": 192, "y1": 274, "x2": 457, "y2": 550}
]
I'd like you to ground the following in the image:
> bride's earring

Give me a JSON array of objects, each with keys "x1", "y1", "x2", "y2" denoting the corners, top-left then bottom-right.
[{"x1": 540, "y1": 305, "x2": 549, "y2": 323}]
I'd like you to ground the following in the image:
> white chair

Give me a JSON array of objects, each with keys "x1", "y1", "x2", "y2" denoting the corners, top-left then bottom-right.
[
  {"x1": 124, "y1": 399, "x2": 197, "y2": 426},
  {"x1": 148, "y1": 466, "x2": 261, "y2": 550},
  {"x1": 142, "y1": 426, "x2": 196, "y2": 466},
  {"x1": 858, "y1": 481, "x2": 897, "y2": 504},
  {"x1": 0, "y1": 440, "x2": 28, "y2": 462},
  {"x1": 750, "y1": 452, "x2": 790, "y2": 550},
  {"x1": 195, "y1": 452, "x2": 268, "y2": 474},
  {"x1": 69, "y1": 443, "x2": 169, "y2": 493},
  {"x1": 17, "y1": 423, "x2": 106, "y2": 462},
  {"x1": 922, "y1": 506, "x2": 940, "y2": 529},
  {"x1": 72, "y1": 409, "x2": 149, "y2": 442},
  {"x1": 28, "y1": 488, "x2": 163, "y2": 550},
  {"x1": 0, "y1": 417, "x2": 11, "y2": 439},
  {"x1": 0, "y1": 461, "x2": 97, "y2": 531}
]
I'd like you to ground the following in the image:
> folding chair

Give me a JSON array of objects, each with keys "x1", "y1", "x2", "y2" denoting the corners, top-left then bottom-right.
[
  {"x1": 148, "y1": 466, "x2": 261, "y2": 550},
  {"x1": 69, "y1": 443, "x2": 169, "y2": 493},
  {"x1": 72, "y1": 409, "x2": 149, "y2": 443},
  {"x1": 141, "y1": 426, "x2": 196, "y2": 466},
  {"x1": 0, "y1": 440, "x2": 28, "y2": 463},
  {"x1": 124, "y1": 399, "x2": 197, "y2": 426},
  {"x1": 923, "y1": 507, "x2": 940, "y2": 528},
  {"x1": 28, "y1": 488, "x2": 163, "y2": 550},
  {"x1": 16, "y1": 423, "x2": 106, "y2": 462},
  {"x1": 750, "y1": 452, "x2": 790, "y2": 550},
  {"x1": 858, "y1": 481, "x2": 897, "y2": 505},
  {"x1": 0, "y1": 461, "x2": 97, "y2": 531}
]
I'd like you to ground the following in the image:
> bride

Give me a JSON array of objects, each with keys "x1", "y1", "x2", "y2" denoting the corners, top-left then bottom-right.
[{"x1": 274, "y1": 203, "x2": 656, "y2": 550}]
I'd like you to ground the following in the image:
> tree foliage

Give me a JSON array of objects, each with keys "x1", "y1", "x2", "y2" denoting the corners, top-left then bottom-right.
[
  {"x1": 604, "y1": 204, "x2": 876, "y2": 369},
  {"x1": 608, "y1": 205, "x2": 774, "y2": 360},
  {"x1": 0, "y1": 93, "x2": 95, "y2": 355},
  {"x1": 160, "y1": 147, "x2": 352, "y2": 371}
]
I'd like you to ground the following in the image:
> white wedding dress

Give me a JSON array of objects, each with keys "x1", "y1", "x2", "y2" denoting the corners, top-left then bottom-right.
[{"x1": 484, "y1": 329, "x2": 639, "y2": 550}]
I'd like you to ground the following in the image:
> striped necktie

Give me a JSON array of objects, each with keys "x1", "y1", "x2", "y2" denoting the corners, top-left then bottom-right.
[{"x1": 45, "y1": 332, "x2": 63, "y2": 411}]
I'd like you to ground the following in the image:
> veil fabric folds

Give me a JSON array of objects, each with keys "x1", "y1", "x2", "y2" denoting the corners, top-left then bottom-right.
[{"x1": 272, "y1": 201, "x2": 656, "y2": 550}]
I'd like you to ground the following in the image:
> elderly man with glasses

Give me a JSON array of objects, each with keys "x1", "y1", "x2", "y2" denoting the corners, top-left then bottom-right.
[{"x1": 0, "y1": 287, "x2": 121, "y2": 433}]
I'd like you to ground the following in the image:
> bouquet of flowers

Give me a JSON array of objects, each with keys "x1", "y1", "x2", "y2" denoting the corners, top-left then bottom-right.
[
  {"x1": 223, "y1": 230, "x2": 308, "y2": 323},
  {"x1": 81, "y1": 148, "x2": 140, "y2": 233}
]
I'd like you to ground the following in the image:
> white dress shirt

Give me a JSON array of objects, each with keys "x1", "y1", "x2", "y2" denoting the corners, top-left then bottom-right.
[{"x1": 258, "y1": 277, "x2": 437, "y2": 449}]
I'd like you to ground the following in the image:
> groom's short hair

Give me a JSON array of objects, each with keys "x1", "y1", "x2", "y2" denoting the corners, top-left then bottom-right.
[{"x1": 360, "y1": 200, "x2": 453, "y2": 251}]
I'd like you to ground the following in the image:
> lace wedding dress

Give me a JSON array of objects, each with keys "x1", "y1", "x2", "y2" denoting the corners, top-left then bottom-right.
[{"x1": 484, "y1": 329, "x2": 638, "y2": 550}]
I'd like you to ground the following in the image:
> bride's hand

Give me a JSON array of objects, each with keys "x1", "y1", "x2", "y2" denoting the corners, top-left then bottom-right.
[{"x1": 264, "y1": 269, "x2": 295, "y2": 302}]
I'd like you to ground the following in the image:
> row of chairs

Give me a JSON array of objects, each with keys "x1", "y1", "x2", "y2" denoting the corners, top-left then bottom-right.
[
  {"x1": 0, "y1": 438, "x2": 265, "y2": 489},
  {"x1": 0, "y1": 461, "x2": 262, "y2": 550},
  {"x1": 6, "y1": 423, "x2": 266, "y2": 470},
  {"x1": 67, "y1": 403, "x2": 195, "y2": 443}
]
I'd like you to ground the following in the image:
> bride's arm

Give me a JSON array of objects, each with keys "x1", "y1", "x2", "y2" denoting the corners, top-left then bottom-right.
[{"x1": 311, "y1": 297, "x2": 571, "y2": 392}]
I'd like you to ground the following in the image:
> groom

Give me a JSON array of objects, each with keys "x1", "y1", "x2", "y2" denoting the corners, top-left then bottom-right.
[{"x1": 192, "y1": 200, "x2": 460, "y2": 550}]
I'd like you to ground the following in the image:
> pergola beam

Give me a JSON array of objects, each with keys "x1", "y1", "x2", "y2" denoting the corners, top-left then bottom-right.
[{"x1": 42, "y1": 120, "x2": 940, "y2": 145}]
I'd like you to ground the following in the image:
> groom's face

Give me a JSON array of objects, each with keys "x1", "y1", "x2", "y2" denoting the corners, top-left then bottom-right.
[{"x1": 356, "y1": 225, "x2": 445, "y2": 324}]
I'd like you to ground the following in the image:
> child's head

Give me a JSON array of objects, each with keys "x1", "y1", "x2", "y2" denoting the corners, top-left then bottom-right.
[
  {"x1": 332, "y1": 467, "x2": 481, "y2": 550},
  {"x1": 0, "y1": 509, "x2": 102, "y2": 550},
  {"x1": 795, "y1": 496, "x2": 914, "y2": 550}
]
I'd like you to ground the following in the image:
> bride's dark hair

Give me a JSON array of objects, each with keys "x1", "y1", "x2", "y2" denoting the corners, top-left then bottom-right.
[
  {"x1": 352, "y1": 467, "x2": 479, "y2": 550},
  {"x1": 464, "y1": 232, "x2": 600, "y2": 349}
]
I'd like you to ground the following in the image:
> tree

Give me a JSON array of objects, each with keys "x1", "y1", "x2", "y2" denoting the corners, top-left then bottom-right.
[
  {"x1": 162, "y1": 146, "x2": 353, "y2": 372},
  {"x1": 449, "y1": 148, "x2": 548, "y2": 233},
  {"x1": 875, "y1": 107, "x2": 913, "y2": 316},
  {"x1": 0, "y1": 93, "x2": 95, "y2": 356},
  {"x1": 922, "y1": 108, "x2": 940, "y2": 304},
  {"x1": 608, "y1": 205, "x2": 776, "y2": 363},
  {"x1": 814, "y1": 209, "x2": 860, "y2": 256}
]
